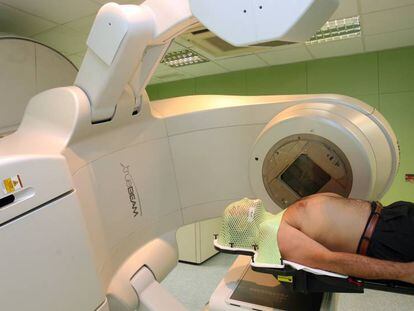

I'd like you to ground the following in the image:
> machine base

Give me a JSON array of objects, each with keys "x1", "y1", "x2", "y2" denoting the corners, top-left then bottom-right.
[{"x1": 208, "y1": 255, "x2": 334, "y2": 311}]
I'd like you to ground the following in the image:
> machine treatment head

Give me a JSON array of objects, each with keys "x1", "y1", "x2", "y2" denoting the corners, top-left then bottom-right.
[{"x1": 189, "y1": 0, "x2": 340, "y2": 46}]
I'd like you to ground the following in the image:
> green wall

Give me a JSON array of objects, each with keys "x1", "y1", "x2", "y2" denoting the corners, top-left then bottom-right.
[{"x1": 147, "y1": 46, "x2": 414, "y2": 204}]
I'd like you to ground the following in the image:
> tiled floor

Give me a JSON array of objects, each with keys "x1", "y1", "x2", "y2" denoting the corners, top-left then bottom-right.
[
  {"x1": 162, "y1": 253, "x2": 236, "y2": 311},
  {"x1": 335, "y1": 288, "x2": 414, "y2": 311}
]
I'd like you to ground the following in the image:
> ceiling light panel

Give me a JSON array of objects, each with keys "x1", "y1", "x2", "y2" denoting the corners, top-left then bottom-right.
[
  {"x1": 162, "y1": 49, "x2": 209, "y2": 68},
  {"x1": 306, "y1": 16, "x2": 361, "y2": 45}
]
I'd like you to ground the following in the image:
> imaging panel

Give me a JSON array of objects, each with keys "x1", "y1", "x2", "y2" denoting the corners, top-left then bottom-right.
[
  {"x1": 262, "y1": 134, "x2": 353, "y2": 209},
  {"x1": 281, "y1": 154, "x2": 331, "y2": 198}
]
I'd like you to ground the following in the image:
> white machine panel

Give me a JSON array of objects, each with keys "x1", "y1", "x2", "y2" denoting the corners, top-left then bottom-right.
[
  {"x1": 87, "y1": 3, "x2": 129, "y2": 66},
  {"x1": 0, "y1": 192, "x2": 104, "y2": 311},
  {"x1": 71, "y1": 133, "x2": 184, "y2": 296},
  {"x1": 130, "y1": 266, "x2": 187, "y2": 311},
  {"x1": 85, "y1": 138, "x2": 182, "y2": 251},
  {"x1": 169, "y1": 125, "x2": 261, "y2": 208}
]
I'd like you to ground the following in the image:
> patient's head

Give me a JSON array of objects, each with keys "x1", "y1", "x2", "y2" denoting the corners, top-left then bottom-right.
[
  {"x1": 217, "y1": 198, "x2": 266, "y2": 248},
  {"x1": 216, "y1": 198, "x2": 285, "y2": 265}
]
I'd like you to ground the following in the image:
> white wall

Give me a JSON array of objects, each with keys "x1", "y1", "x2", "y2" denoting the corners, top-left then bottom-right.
[{"x1": 0, "y1": 37, "x2": 77, "y2": 136}]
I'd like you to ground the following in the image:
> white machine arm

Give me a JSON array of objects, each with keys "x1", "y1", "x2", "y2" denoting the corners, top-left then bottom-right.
[
  {"x1": 75, "y1": 0, "x2": 196, "y2": 123},
  {"x1": 75, "y1": 0, "x2": 339, "y2": 123}
]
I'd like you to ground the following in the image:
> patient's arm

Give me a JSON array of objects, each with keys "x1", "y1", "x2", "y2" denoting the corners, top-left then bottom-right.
[{"x1": 278, "y1": 222, "x2": 414, "y2": 284}]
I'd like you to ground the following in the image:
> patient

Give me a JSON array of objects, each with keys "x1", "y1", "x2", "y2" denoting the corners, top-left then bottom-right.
[{"x1": 278, "y1": 193, "x2": 414, "y2": 284}]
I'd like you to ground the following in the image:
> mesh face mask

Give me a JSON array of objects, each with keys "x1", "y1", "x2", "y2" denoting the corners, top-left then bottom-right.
[{"x1": 216, "y1": 198, "x2": 286, "y2": 266}]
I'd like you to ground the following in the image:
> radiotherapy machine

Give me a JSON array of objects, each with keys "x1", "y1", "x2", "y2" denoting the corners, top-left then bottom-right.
[{"x1": 0, "y1": 0, "x2": 408, "y2": 310}]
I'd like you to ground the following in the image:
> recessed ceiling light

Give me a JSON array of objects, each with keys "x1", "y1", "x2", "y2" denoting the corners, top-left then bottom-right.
[
  {"x1": 306, "y1": 16, "x2": 361, "y2": 45},
  {"x1": 162, "y1": 49, "x2": 209, "y2": 68}
]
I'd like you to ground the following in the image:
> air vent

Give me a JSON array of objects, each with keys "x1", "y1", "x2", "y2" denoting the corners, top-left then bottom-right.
[
  {"x1": 204, "y1": 36, "x2": 240, "y2": 52},
  {"x1": 179, "y1": 25, "x2": 282, "y2": 58},
  {"x1": 252, "y1": 40, "x2": 295, "y2": 48},
  {"x1": 191, "y1": 28, "x2": 209, "y2": 36}
]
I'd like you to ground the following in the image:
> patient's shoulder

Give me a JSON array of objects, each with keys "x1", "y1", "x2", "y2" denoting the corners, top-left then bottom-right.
[{"x1": 282, "y1": 205, "x2": 302, "y2": 229}]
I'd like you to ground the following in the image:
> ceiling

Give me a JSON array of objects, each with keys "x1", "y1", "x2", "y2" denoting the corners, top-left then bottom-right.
[{"x1": 1, "y1": 0, "x2": 414, "y2": 85}]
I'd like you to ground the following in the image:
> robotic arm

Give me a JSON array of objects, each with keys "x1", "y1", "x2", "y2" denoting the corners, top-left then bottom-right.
[{"x1": 75, "y1": 0, "x2": 339, "y2": 123}]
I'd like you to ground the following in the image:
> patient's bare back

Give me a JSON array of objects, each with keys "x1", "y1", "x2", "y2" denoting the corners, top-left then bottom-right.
[{"x1": 283, "y1": 194, "x2": 372, "y2": 253}]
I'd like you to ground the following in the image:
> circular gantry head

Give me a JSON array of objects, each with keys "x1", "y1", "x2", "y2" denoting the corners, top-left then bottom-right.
[{"x1": 262, "y1": 134, "x2": 353, "y2": 209}]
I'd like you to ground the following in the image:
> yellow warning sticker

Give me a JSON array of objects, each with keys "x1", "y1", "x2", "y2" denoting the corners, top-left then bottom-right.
[
  {"x1": 2, "y1": 175, "x2": 22, "y2": 194},
  {"x1": 277, "y1": 275, "x2": 293, "y2": 283}
]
